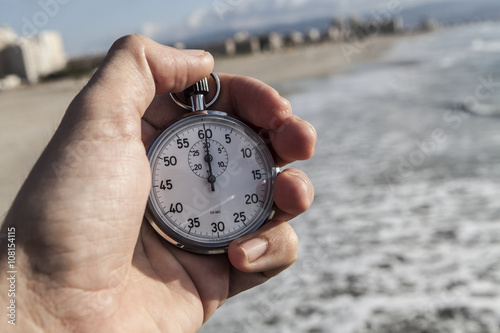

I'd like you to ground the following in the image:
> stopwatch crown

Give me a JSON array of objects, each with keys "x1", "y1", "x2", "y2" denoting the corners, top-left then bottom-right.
[
  {"x1": 170, "y1": 72, "x2": 220, "y2": 111},
  {"x1": 184, "y1": 78, "x2": 210, "y2": 97}
]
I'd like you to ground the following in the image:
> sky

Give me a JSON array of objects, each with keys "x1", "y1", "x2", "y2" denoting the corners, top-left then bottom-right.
[
  {"x1": 0, "y1": 0, "x2": 473, "y2": 56},
  {"x1": 0, "y1": 0, "x2": 202, "y2": 55}
]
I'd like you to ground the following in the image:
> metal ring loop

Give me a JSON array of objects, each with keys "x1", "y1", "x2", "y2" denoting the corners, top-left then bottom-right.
[{"x1": 170, "y1": 71, "x2": 221, "y2": 111}]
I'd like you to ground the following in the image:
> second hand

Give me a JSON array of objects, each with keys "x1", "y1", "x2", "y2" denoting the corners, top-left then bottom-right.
[{"x1": 203, "y1": 124, "x2": 216, "y2": 192}]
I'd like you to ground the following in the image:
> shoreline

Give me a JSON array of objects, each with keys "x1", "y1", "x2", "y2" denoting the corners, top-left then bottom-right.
[{"x1": 215, "y1": 34, "x2": 405, "y2": 88}]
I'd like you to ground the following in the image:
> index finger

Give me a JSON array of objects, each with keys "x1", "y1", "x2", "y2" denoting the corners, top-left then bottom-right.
[
  {"x1": 213, "y1": 73, "x2": 292, "y2": 131},
  {"x1": 142, "y1": 73, "x2": 290, "y2": 130},
  {"x1": 142, "y1": 73, "x2": 316, "y2": 165}
]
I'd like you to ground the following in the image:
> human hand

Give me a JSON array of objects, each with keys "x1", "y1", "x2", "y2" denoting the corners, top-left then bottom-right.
[{"x1": 0, "y1": 35, "x2": 316, "y2": 332}]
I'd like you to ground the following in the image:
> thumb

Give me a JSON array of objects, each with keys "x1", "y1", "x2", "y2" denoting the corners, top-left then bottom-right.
[
  {"x1": 81, "y1": 34, "x2": 214, "y2": 121},
  {"x1": 72, "y1": 34, "x2": 214, "y2": 137},
  {"x1": 5, "y1": 35, "x2": 213, "y2": 288}
]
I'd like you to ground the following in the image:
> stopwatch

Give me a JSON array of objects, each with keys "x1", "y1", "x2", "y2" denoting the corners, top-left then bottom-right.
[{"x1": 145, "y1": 72, "x2": 279, "y2": 254}]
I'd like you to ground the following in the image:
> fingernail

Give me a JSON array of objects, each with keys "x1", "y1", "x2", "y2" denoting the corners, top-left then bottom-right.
[
  {"x1": 180, "y1": 49, "x2": 206, "y2": 56},
  {"x1": 239, "y1": 238, "x2": 268, "y2": 262}
]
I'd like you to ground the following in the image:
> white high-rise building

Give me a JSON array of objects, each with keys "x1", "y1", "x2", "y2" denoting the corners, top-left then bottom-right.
[{"x1": 0, "y1": 27, "x2": 67, "y2": 84}]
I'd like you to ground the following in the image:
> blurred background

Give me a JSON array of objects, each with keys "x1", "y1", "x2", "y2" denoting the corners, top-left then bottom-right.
[{"x1": 1, "y1": 0, "x2": 500, "y2": 332}]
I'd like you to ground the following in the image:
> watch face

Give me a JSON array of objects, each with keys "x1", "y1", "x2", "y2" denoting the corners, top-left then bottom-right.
[{"x1": 146, "y1": 113, "x2": 276, "y2": 253}]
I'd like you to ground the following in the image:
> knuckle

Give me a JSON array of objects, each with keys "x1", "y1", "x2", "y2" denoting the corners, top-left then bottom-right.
[
  {"x1": 261, "y1": 225, "x2": 298, "y2": 279},
  {"x1": 109, "y1": 34, "x2": 147, "y2": 57},
  {"x1": 270, "y1": 222, "x2": 298, "y2": 259},
  {"x1": 286, "y1": 229, "x2": 299, "y2": 263}
]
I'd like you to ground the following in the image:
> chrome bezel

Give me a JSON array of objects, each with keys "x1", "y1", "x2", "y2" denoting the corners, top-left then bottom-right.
[{"x1": 145, "y1": 111, "x2": 277, "y2": 254}]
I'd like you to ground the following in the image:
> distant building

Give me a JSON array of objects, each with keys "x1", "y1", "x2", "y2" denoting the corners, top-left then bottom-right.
[
  {"x1": 305, "y1": 28, "x2": 321, "y2": 44},
  {"x1": 285, "y1": 31, "x2": 305, "y2": 47},
  {"x1": 379, "y1": 16, "x2": 404, "y2": 34},
  {"x1": 347, "y1": 15, "x2": 366, "y2": 39},
  {"x1": 202, "y1": 39, "x2": 233, "y2": 57},
  {"x1": 224, "y1": 38, "x2": 236, "y2": 56},
  {"x1": 344, "y1": 15, "x2": 404, "y2": 39},
  {"x1": 205, "y1": 32, "x2": 261, "y2": 57},
  {"x1": 420, "y1": 18, "x2": 439, "y2": 31},
  {"x1": 330, "y1": 18, "x2": 345, "y2": 31},
  {"x1": 0, "y1": 27, "x2": 66, "y2": 84},
  {"x1": 326, "y1": 26, "x2": 343, "y2": 42},
  {"x1": 325, "y1": 17, "x2": 346, "y2": 42},
  {"x1": 259, "y1": 32, "x2": 284, "y2": 52},
  {"x1": 234, "y1": 34, "x2": 260, "y2": 55}
]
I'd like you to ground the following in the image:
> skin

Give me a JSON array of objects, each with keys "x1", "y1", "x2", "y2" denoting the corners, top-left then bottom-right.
[{"x1": 0, "y1": 35, "x2": 316, "y2": 332}]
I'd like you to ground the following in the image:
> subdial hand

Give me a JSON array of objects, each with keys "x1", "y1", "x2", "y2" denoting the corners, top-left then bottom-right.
[{"x1": 203, "y1": 126, "x2": 216, "y2": 192}]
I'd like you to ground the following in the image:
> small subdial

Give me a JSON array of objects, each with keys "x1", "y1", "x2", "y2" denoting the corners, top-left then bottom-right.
[{"x1": 188, "y1": 139, "x2": 228, "y2": 178}]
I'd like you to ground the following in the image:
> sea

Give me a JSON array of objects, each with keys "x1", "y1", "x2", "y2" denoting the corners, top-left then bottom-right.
[{"x1": 201, "y1": 22, "x2": 500, "y2": 333}]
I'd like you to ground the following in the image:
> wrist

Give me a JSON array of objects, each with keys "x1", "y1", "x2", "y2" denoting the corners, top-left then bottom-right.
[{"x1": 0, "y1": 224, "x2": 61, "y2": 332}]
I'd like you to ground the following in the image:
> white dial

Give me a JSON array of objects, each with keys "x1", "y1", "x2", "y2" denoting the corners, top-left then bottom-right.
[{"x1": 146, "y1": 112, "x2": 276, "y2": 254}]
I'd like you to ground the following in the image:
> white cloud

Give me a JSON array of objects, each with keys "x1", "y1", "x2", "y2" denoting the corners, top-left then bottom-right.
[
  {"x1": 148, "y1": 0, "x2": 483, "y2": 44},
  {"x1": 188, "y1": 0, "x2": 340, "y2": 32}
]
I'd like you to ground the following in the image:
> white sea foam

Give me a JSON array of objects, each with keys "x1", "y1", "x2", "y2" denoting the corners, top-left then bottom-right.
[{"x1": 472, "y1": 39, "x2": 500, "y2": 52}]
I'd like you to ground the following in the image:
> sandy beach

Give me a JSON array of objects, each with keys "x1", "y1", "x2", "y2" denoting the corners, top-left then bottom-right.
[
  {"x1": 0, "y1": 34, "x2": 400, "y2": 218},
  {"x1": 216, "y1": 35, "x2": 400, "y2": 85}
]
